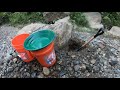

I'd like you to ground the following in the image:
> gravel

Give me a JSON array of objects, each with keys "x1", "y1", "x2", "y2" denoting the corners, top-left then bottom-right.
[
  {"x1": 109, "y1": 61, "x2": 118, "y2": 66},
  {"x1": 1, "y1": 25, "x2": 120, "y2": 78}
]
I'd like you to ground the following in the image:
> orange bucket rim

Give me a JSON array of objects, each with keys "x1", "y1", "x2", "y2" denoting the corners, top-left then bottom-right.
[{"x1": 11, "y1": 33, "x2": 30, "y2": 47}]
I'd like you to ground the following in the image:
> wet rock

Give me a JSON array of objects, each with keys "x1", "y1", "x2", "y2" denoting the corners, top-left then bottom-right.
[
  {"x1": 74, "y1": 65, "x2": 80, "y2": 71},
  {"x1": 109, "y1": 61, "x2": 118, "y2": 66},
  {"x1": 43, "y1": 67, "x2": 50, "y2": 76}
]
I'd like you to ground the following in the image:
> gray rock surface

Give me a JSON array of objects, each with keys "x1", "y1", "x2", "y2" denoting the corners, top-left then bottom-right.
[{"x1": 83, "y1": 12, "x2": 104, "y2": 29}]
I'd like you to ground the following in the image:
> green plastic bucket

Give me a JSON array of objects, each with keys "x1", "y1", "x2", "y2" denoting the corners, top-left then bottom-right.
[{"x1": 24, "y1": 29, "x2": 56, "y2": 51}]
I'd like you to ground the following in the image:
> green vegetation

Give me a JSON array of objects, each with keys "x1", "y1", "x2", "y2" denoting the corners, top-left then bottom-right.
[
  {"x1": 70, "y1": 12, "x2": 89, "y2": 27},
  {"x1": 0, "y1": 12, "x2": 120, "y2": 29},
  {"x1": 0, "y1": 12, "x2": 44, "y2": 26},
  {"x1": 101, "y1": 12, "x2": 120, "y2": 29}
]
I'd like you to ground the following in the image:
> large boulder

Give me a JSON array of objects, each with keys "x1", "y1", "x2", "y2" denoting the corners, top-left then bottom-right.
[
  {"x1": 108, "y1": 26, "x2": 120, "y2": 37},
  {"x1": 17, "y1": 23, "x2": 47, "y2": 35},
  {"x1": 17, "y1": 16, "x2": 73, "y2": 49},
  {"x1": 83, "y1": 12, "x2": 104, "y2": 30}
]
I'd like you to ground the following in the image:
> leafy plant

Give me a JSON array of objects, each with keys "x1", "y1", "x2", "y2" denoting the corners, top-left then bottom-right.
[
  {"x1": 0, "y1": 12, "x2": 45, "y2": 26},
  {"x1": 0, "y1": 12, "x2": 10, "y2": 25},
  {"x1": 70, "y1": 12, "x2": 89, "y2": 27},
  {"x1": 101, "y1": 12, "x2": 120, "y2": 29},
  {"x1": 8, "y1": 12, "x2": 44, "y2": 25}
]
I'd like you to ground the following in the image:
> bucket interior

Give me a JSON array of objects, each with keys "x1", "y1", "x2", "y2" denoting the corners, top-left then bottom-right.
[{"x1": 24, "y1": 30, "x2": 55, "y2": 51}]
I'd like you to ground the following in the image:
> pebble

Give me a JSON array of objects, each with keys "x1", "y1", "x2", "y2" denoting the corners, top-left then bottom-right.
[
  {"x1": 5, "y1": 54, "x2": 12, "y2": 60},
  {"x1": 90, "y1": 59, "x2": 96, "y2": 64},
  {"x1": 13, "y1": 75, "x2": 17, "y2": 78},
  {"x1": 23, "y1": 72, "x2": 30, "y2": 78},
  {"x1": 109, "y1": 61, "x2": 118, "y2": 66},
  {"x1": 24, "y1": 69, "x2": 27, "y2": 72},
  {"x1": 118, "y1": 47, "x2": 120, "y2": 52},
  {"x1": 93, "y1": 66, "x2": 100, "y2": 73},
  {"x1": 20, "y1": 68, "x2": 24, "y2": 72},
  {"x1": 57, "y1": 67, "x2": 61, "y2": 71},
  {"x1": 98, "y1": 42, "x2": 105, "y2": 49},
  {"x1": 12, "y1": 52, "x2": 18, "y2": 57},
  {"x1": 86, "y1": 65, "x2": 92, "y2": 72},
  {"x1": 117, "y1": 58, "x2": 120, "y2": 61},
  {"x1": 59, "y1": 71, "x2": 66, "y2": 77},
  {"x1": 14, "y1": 67, "x2": 19, "y2": 72},
  {"x1": 114, "y1": 69, "x2": 120, "y2": 74},
  {"x1": 37, "y1": 73, "x2": 44, "y2": 78},
  {"x1": 56, "y1": 65, "x2": 61, "y2": 71},
  {"x1": 103, "y1": 66, "x2": 107, "y2": 69},
  {"x1": 114, "y1": 76, "x2": 120, "y2": 78},
  {"x1": 43, "y1": 67, "x2": 50, "y2": 76},
  {"x1": 68, "y1": 67, "x2": 73, "y2": 71},
  {"x1": 13, "y1": 58, "x2": 17, "y2": 63},
  {"x1": 33, "y1": 66, "x2": 37, "y2": 71},
  {"x1": 7, "y1": 67, "x2": 14, "y2": 72},
  {"x1": 71, "y1": 63, "x2": 74, "y2": 67},
  {"x1": 71, "y1": 55, "x2": 76, "y2": 58},
  {"x1": 61, "y1": 75, "x2": 66, "y2": 78},
  {"x1": 57, "y1": 60, "x2": 62, "y2": 65},
  {"x1": 74, "y1": 65, "x2": 80, "y2": 71},
  {"x1": 86, "y1": 73, "x2": 90, "y2": 77},
  {"x1": 80, "y1": 64, "x2": 86, "y2": 72},
  {"x1": 31, "y1": 72, "x2": 36, "y2": 78},
  {"x1": 73, "y1": 60, "x2": 80, "y2": 65}
]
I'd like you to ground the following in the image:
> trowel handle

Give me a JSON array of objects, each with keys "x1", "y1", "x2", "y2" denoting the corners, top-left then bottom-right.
[{"x1": 94, "y1": 28, "x2": 104, "y2": 38}]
